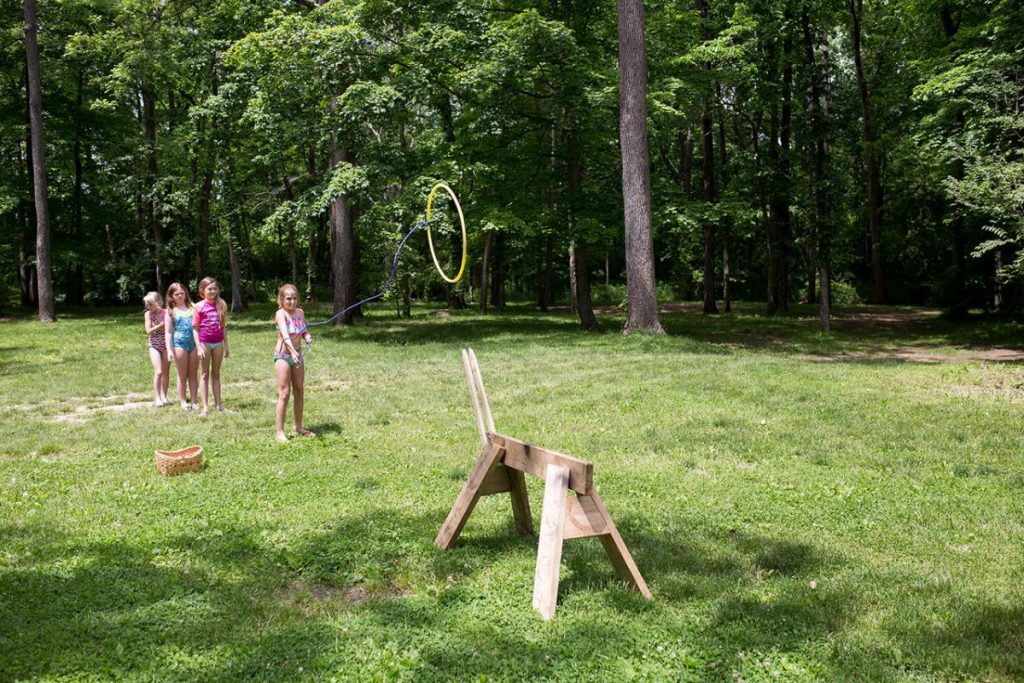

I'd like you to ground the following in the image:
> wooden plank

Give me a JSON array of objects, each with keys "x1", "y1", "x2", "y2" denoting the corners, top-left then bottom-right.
[
  {"x1": 489, "y1": 433, "x2": 593, "y2": 495},
  {"x1": 478, "y1": 464, "x2": 513, "y2": 496},
  {"x1": 532, "y1": 464, "x2": 569, "y2": 620},
  {"x1": 507, "y1": 468, "x2": 534, "y2": 535},
  {"x1": 434, "y1": 443, "x2": 505, "y2": 549},
  {"x1": 462, "y1": 350, "x2": 488, "y2": 447},
  {"x1": 467, "y1": 348, "x2": 496, "y2": 433},
  {"x1": 562, "y1": 493, "x2": 610, "y2": 540},
  {"x1": 587, "y1": 490, "x2": 653, "y2": 598}
]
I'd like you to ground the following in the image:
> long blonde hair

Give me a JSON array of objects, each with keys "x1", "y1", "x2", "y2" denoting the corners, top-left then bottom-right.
[
  {"x1": 197, "y1": 277, "x2": 228, "y2": 326},
  {"x1": 165, "y1": 282, "x2": 193, "y2": 312}
]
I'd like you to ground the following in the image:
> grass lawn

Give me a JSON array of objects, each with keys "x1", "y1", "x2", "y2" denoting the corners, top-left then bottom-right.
[{"x1": 1, "y1": 302, "x2": 1023, "y2": 681}]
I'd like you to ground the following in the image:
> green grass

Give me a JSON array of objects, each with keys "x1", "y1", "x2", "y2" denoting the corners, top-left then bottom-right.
[{"x1": 2, "y1": 302, "x2": 1023, "y2": 681}]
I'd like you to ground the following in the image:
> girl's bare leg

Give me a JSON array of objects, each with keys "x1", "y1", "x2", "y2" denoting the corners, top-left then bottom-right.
[
  {"x1": 199, "y1": 348, "x2": 211, "y2": 415},
  {"x1": 160, "y1": 354, "x2": 171, "y2": 402},
  {"x1": 149, "y1": 348, "x2": 165, "y2": 404},
  {"x1": 187, "y1": 350, "x2": 199, "y2": 405},
  {"x1": 173, "y1": 347, "x2": 190, "y2": 408},
  {"x1": 275, "y1": 360, "x2": 291, "y2": 442},
  {"x1": 210, "y1": 344, "x2": 225, "y2": 410},
  {"x1": 292, "y1": 364, "x2": 314, "y2": 436}
]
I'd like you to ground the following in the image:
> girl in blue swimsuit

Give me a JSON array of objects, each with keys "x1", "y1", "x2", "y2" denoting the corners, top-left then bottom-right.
[{"x1": 164, "y1": 282, "x2": 199, "y2": 410}]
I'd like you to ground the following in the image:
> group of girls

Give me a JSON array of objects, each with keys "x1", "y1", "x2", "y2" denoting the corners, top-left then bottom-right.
[{"x1": 143, "y1": 281, "x2": 314, "y2": 442}]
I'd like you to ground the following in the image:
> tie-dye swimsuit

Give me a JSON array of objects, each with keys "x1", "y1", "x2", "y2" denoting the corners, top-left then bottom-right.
[
  {"x1": 274, "y1": 311, "x2": 308, "y2": 367},
  {"x1": 171, "y1": 307, "x2": 196, "y2": 352}
]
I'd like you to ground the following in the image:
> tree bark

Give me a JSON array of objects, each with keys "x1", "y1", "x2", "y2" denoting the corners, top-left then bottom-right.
[
  {"x1": 479, "y1": 230, "x2": 492, "y2": 314},
  {"x1": 618, "y1": 0, "x2": 663, "y2": 333},
  {"x1": 226, "y1": 225, "x2": 245, "y2": 312},
  {"x1": 142, "y1": 87, "x2": 165, "y2": 293},
  {"x1": 329, "y1": 138, "x2": 356, "y2": 325},
  {"x1": 849, "y1": 0, "x2": 884, "y2": 304},
  {"x1": 803, "y1": 9, "x2": 832, "y2": 331},
  {"x1": 24, "y1": 0, "x2": 54, "y2": 321},
  {"x1": 698, "y1": 0, "x2": 718, "y2": 314}
]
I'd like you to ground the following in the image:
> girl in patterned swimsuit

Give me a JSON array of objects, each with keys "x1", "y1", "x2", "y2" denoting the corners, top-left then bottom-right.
[
  {"x1": 164, "y1": 282, "x2": 199, "y2": 411},
  {"x1": 143, "y1": 292, "x2": 170, "y2": 407},
  {"x1": 274, "y1": 283, "x2": 315, "y2": 443}
]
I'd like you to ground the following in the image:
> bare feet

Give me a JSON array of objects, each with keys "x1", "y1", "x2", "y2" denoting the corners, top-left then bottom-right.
[
  {"x1": 199, "y1": 408, "x2": 208, "y2": 417},
  {"x1": 296, "y1": 428, "x2": 316, "y2": 438},
  {"x1": 275, "y1": 432, "x2": 289, "y2": 444}
]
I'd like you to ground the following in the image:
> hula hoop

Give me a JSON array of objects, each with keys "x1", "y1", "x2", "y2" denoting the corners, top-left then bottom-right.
[{"x1": 425, "y1": 182, "x2": 467, "y2": 284}]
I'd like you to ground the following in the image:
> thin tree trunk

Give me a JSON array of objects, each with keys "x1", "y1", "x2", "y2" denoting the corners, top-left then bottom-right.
[
  {"x1": 699, "y1": 0, "x2": 717, "y2": 314},
  {"x1": 849, "y1": 0, "x2": 884, "y2": 304},
  {"x1": 567, "y1": 125, "x2": 597, "y2": 330},
  {"x1": 226, "y1": 224, "x2": 245, "y2": 312},
  {"x1": 618, "y1": 0, "x2": 663, "y2": 333},
  {"x1": 479, "y1": 230, "x2": 492, "y2": 314},
  {"x1": 568, "y1": 245, "x2": 578, "y2": 313},
  {"x1": 24, "y1": 0, "x2": 54, "y2": 321},
  {"x1": 941, "y1": 3, "x2": 968, "y2": 318}
]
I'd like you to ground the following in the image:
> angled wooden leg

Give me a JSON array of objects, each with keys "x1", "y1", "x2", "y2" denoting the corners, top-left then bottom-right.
[
  {"x1": 435, "y1": 443, "x2": 505, "y2": 549},
  {"x1": 507, "y1": 468, "x2": 533, "y2": 535},
  {"x1": 532, "y1": 464, "x2": 569, "y2": 619},
  {"x1": 586, "y1": 490, "x2": 652, "y2": 598}
]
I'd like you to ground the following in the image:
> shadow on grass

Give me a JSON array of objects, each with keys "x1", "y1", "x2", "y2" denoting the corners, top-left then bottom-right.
[{"x1": 2, "y1": 502, "x2": 1021, "y2": 681}]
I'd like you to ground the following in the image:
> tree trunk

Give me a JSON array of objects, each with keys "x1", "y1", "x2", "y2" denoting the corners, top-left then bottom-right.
[
  {"x1": 698, "y1": 0, "x2": 717, "y2": 314},
  {"x1": 717, "y1": 83, "x2": 731, "y2": 314},
  {"x1": 680, "y1": 126, "x2": 693, "y2": 200},
  {"x1": 941, "y1": 3, "x2": 968, "y2": 318},
  {"x1": 848, "y1": 0, "x2": 884, "y2": 304},
  {"x1": 401, "y1": 272, "x2": 411, "y2": 317},
  {"x1": 803, "y1": 8, "x2": 832, "y2": 330},
  {"x1": 573, "y1": 241, "x2": 598, "y2": 330},
  {"x1": 142, "y1": 87, "x2": 164, "y2": 293},
  {"x1": 329, "y1": 140, "x2": 356, "y2": 325},
  {"x1": 479, "y1": 230, "x2": 492, "y2": 314},
  {"x1": 766, "y1": 31, "x2": 793, "y2": 316},
  {"x1": 618, "y1": 0, "x2": 663, "y2": 333},
  {"x1": 568, "y1": 245, "x2": 578, "y2": 313},
  {"x1": 226, "y1": 224, "x2": 245, "y2": 312},
  {"x1": 566, "y1": 125, "x2": 597, "y2": 330},
  {"x1": 539, "y1": 234, "x2": 553, "y2": 311},
  {"x1": 24, "y1": 0, "x2": 54, "y2": 321}
]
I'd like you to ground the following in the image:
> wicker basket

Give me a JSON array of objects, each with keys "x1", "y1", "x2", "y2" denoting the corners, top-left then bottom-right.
[{"x1": 155, "y1": 445, "x2": 203, "y2": 476}]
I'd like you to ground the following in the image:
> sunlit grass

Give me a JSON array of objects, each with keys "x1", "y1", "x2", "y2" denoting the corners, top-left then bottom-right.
[{"x1": 1, "y1": 302, "x2": 1022, "y2": 681}]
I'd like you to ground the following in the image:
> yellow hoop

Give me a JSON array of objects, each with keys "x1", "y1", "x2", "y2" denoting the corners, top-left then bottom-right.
[{"x1": 425, "y1": 182, "x2": 467, "y2": 284}]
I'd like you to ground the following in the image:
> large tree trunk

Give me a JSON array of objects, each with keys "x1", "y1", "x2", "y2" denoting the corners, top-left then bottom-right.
[
  {"x1": 849, "y1": 0, "x2": 884, "y2": 304},
  {"x1": 698, "y1": 0, "x2": 718, "y2": 314},
  {"x1": 142, "y1": 87, "x2": 165, "y2": 293},
  {"x1": 329, "y1": 139, "x2": 356, "y2": 325},
  {"x1": 803, "y1": 9, "x2": 832, "y2": 331},
  {"x1": 941, "y1": 3, "x2": 968, "y2": 318},
  {"x1": 573, "y1": 241, "x2": 598, "y2": 330},
  {"x1": 618, "y1": 0, "x2": 663, "y2": 333},
  {"x1": 23, "y1": 0, "x2": 54, "y2": 321},
  {"x1": 766, "y1": 32, "x2": 793, "y2": 316}
]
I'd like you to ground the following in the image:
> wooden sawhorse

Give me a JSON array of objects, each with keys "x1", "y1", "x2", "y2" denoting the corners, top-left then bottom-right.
[{"x1": 435, "y1": 348, "x2": 652, "y2": 619}]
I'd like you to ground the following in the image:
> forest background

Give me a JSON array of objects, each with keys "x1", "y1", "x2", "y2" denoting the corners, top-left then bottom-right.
[{"x1": 3, "y1": 0, "x2": 1023, "y2": 327}]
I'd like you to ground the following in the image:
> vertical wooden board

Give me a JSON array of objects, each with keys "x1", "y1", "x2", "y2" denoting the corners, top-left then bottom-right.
[
  {"x1": 532, "y1": 464, "x2": 569, "y2": 620},
  {"x1": 589, "y1": 490, "x2": 653, "y2": 598},
  {"x1": 435, "y1": 443, "x2": 505, "y2": 549},
  {"x1": 468, "y1": 348, "x2": 496, "y2": 433},
  {"x1": 462, "y1": 350, "x2": 488, "y2": 447}
]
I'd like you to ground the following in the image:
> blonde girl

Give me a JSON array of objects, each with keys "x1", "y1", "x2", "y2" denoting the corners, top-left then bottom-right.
[
  {"x1": 143, "y1": 292, "x2": 170, "y2": 407},
  {"x1": 274, "y1": 284, "x2": 315, "y2": 443},
  {"x1": 193, "y1": 277, "x2": 229, "y2": 416},
  {"x1": 164, "y1": 282, "x2": 198, "y2": 410}
]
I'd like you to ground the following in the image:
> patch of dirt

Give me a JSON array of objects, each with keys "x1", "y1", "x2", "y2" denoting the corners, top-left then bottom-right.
[
  {"x1": 0, "y1": 378, "x2": 352, "y2": 422},
  {"x1": 278, "y1": 580, "x2": 409, "y2": 615},
  {"x1": 808, "y1": 347, "x2": 1024, "y2": 364}
]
